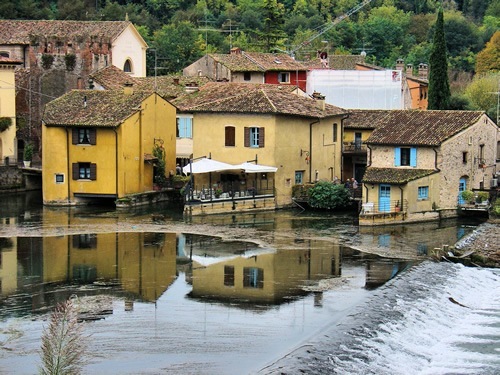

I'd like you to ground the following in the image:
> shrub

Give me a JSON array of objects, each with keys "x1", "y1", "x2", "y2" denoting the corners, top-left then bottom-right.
[
  {"x1": 308, "y1": 181, "x2": 351, "y2": 209},
  {"x1": 0, "y1": 117, "x2": 12, "y2": 132},
  {"x1": 461, "y1": 190, "x2": 474, "y2": 203},
  {"x1": 64, "y1": 53, "x2": 76, "y2": 71},
  {"x1": 41, "y1": 54, "x2": 54, "y2": 69},
  {"x1": 23, "y1": 143, "x2": 33, "y2": 161},
  {"x1": 477, "y1": 191, "x2": 489, "y2": 202}
]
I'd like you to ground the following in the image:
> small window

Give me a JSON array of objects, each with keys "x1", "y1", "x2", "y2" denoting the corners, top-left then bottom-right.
[
  {"x1": 124, "y1": 59, "x2": 132, "y2": 73},
  {"x1": 176, "y1": 117, "x2": 193, "y2": 138},
  {"x1": 395, "y1": 147, "x2": 416, "y2": 167},
  {"x1": 295, "y1": 171, "x2": 303, "y2": 185},
  {"x1": 225, "y1": 126, "x2": 235, "y2": 146},
  {"x1": 401, "y1": 148, "x2": 411, "y2": 166},
  {"x1": 0, "y1": 51, "x2": 9, "y2": 58},
  {"x1": 72, "y1": 233, "x2": 97, "y2": 249},
  {"x1": 418, "y1": 186, "x2": 429, "y2": 200},
  {"x1": 72, "y1": 162, "x2": 96, "y2": 180},
  {"x1": 72, "y1": 128, "x2": 96, "y2": 145},
  {"x1": 224, "y1": 265, "x2": 235, "y2": 286},
  {"x1": 244, "y1": 127, "x2": 265, "y2": 148},
  {"x1": 462, "y1": 152, "x2": 468, "y2": 163},
  {"x1": 243, "y1": 72, "x2": 251, "y2": 81},
  {"x1": 55, "y1": 174, "x2": 64, "y2": 184},
  {"x1": 333, "y1": 123, "x2": 338, "y2": 142},
  {"x1": 243, "y1": 267, "x2": 264, "y2": 288},
  {"x1": 278, "y1": 72, "x2": 290, "y2": 83}
]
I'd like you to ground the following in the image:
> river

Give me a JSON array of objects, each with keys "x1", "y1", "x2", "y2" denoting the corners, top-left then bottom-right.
[{"x1": 0, "y1": 192, "x2": 498, "y2": 374}]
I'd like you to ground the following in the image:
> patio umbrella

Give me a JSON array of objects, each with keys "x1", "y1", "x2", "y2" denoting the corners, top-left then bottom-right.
[
  {"x1": 232, "y1": 162, "x2": 278, "y2": 173},
  {"x1": 182, "y1": 157, "x2": 236, "y2": 175}
]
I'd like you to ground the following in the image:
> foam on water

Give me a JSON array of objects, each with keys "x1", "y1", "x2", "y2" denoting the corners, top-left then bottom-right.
[{"x1": 325, "y1": 262, "x2": 500, "y2": 375}]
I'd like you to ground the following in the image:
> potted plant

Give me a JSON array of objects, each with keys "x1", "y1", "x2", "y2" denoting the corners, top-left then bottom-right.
[{"x1": 23, "y1": 143, "x2": 33, "y2": 167}]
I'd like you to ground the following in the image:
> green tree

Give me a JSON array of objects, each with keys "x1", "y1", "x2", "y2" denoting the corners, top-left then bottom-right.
[
  {"x1": 475, "y1": 31, "x2": 500, "y2": 74},
  {"x1": 261, "y1": 0, "x2": 286, "y2": 52},
  {"x1": 428, "y1": 7, "x2": 451, "y2": 109},
  {"x1": 464, "y1": 72, "x2": 499, "y2": 122},
  {"x1": 308, "y1": 181, "x2": 351, "y2": 210},
  {"x1": 152, "y1": 21, "x2": 203, "y2": 73}
]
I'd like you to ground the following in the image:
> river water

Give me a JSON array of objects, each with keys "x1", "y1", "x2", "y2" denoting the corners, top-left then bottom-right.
[{"x1": 0, "y1": 192, "x2": 498, "y2": 374}]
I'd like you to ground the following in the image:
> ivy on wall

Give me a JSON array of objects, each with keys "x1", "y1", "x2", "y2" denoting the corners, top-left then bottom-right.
[{"x1": 0, "y1": 117, "x2": 12, "y2": 132}]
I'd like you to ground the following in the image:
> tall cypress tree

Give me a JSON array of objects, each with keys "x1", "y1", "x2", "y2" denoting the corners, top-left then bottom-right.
[{"x1": 428, "y1": 7, "x2": 451, "y2": 110}]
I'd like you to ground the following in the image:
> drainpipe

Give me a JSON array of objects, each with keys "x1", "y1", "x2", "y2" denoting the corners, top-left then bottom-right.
[
  {"x1": 433, "y1": 148, "x2": 441, "y2": 172},
  {"x1": 340, "y1": 113, "x2": 349, "y2": 182},
  {"x1": 309, "y1": 118, "x2": 320, "y2": 183},
  {"x1": 114, "y1": 128, "x2": 119, "y2": 198},
  {"x1": 66, "y1": 127, "x2": 71, "y2": 204},
  {"x1": 366, "y1": 145, "x2": 372, "y2": 167}
]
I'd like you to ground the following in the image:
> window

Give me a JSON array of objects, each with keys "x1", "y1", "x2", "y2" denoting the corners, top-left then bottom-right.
[
  {"x1": 224, "y1": 266, "x2": 235, "y2": 286},
  {"x1": 0, "y1": 51, "x2": 9, "y2": 58},
  {"x1": 123, "y1": 59, "x2": 132, "y2": 73},
  {"x1": 394, "y1": 147, "x2": 417, "y2": 167},
  {"x1": 243, "y1": 72, "x2": 251, "y2": 81},
  {"x1": 55, "y1": 174, "x2": 64, "y2": 184},
  {"x1": 72, "y1": 233, "x2": 97, "y2": 249},
  {"x1": 462, "y1": 152, "x2": 468, "y2": 163},
  {"x1": 176, "y1": 117, "x2": 193, "y2": 138},
  {"x1": 278, "y1": 72, "x2": 290, "y2": 83},
  {"x1": 244, "y1": 127, "x2": 265, "y2": 148},
  {"x1": 333, "y1": 123, "x2": 338, "y2": 142},
  {"x1": 418, "y1": 186, "x2": 429, "y2": 200},
  {"x1": 72, "y1": 128, "x2": 96, "y2": 145},
  {"x1": 72, "y1": 162, "x2": 96, "y2": 180},
  {"x1": 243, "y1": 267, "x2": 264, "y2": 288},
  {"x1": 225, "y1": 126, "x2": 235, "y2": 146},
  {"x1": 295, "y1": 171, "x2": 303, "y2": 184}
]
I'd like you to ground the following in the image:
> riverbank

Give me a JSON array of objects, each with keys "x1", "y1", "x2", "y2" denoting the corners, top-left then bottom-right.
[{"x1": 453, "y1": 220, "x2": 500, "y2": 268}]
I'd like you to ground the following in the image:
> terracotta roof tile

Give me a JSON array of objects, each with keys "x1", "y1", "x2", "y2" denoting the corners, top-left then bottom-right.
[
  {"x1": 243, "y1": 52, "x2": 306, "y2": 71},
  {"x1": 303, "y1": 55, "x2": 366, "y2": 70},
  {"x1": 0, "y1": 56, "x2": 23, "y2": 64},
  {"x1": 363, "y1": 167, "x2": 437, "y2": 184},
  {"x1": 209, "y1": 53, "x2": 263, "y2": 72},
  {"x1": 344, "y1": 110, "x2": 391, "y2": 130},
  {"x1": 172, "y1": 82, "x2": 346, "y2": 118},
  {"x1": 43, "y1": 89, "x2": 151, "y2": 127},
  {"x1": 366, "y1": 110, "x2": 485, "y2": 146},
  {"x1": 0, "y1": 20, "x2": 131, "y2": 44},
  {"x1": 90, "y1": 66, "x2": 211, "y2": 99}
]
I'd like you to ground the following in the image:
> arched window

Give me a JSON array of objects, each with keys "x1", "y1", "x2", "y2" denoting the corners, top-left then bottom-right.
[{"x1": 123, "y1": 59, "x2": 132, "y2": 73}]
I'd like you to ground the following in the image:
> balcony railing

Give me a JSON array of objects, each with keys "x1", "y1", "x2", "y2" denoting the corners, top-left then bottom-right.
[
  {"x1": 343, "y1": 141, "x2": 367, "y2": 153},
  {"x1": 360, "y1": 199, "x2": 408, "y2": 215}
]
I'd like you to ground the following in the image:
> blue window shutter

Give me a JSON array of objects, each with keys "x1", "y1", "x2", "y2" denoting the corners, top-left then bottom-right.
[
  {"x1": 394, "y1": 148, "x2": 401, "y2": 167},
  {"x1": 410, "y1": 147, "x2": 417, "y2": 167}
]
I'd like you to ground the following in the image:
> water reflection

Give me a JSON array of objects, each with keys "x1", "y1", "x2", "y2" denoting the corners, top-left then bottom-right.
[{"x1": 1, "y1": 230, "x2": 417, "y2": 320}]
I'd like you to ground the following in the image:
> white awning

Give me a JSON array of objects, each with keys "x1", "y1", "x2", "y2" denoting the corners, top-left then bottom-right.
[
  {"x1": 182, "y1": 158, "x2": 235, "y2": 174},
  {"x1": 233, "y1": 162, "x2": 278, "y2": 173}
]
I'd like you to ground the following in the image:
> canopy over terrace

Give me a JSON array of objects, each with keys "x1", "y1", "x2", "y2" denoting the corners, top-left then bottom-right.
[
  {"x1": 182, "y1": 158, "x2": 278, "y2": 174},
  {"x1": 183, "y1": 158, "x2": 278, "y2": 201}
]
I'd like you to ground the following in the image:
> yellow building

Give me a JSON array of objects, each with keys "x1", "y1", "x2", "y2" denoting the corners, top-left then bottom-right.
[
  {"x1": 172, "y1": 83, "x2": 347, "y2": 208},
  {"x1": 0, "y1": 57, "x2": 21, "y2": 164},
  {"x1": 42, "y1": 86, "x2": 177, "y2": 205}
]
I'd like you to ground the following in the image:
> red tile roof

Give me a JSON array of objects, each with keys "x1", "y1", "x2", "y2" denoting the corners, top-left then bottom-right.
[
  {"x1": 243, "y1": 52, "x2": 306, "y2": 71},
  {"x1": 344, "y1": 110, "x2": 392, "y2": 130},
  {"x1": 43, "y1": 89, "x2": 152, "y2": 127},
  {"x1": 172, "y1": 82, "x2": 346, "y2": 118},
  {"x1": 0, "y1": 20, "x2": 132, "y2": 44},
  {"x1": 366, "y1": 110, "x2": 486, "y2": 146}
]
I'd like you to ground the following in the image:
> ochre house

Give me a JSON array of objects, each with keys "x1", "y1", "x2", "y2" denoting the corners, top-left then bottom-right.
[
  {"x1": 359, "y1": 110, "x2": 499, "y2": 225},
  {"x1": 172, "y1": 82, "x2": 347, "y2": 208},
  {"x1": 0, "y1": 56, "x2": 21, "y2": 164},
  {"x1": 42, "y1": 87, "x2": 176, "y2": 205}
]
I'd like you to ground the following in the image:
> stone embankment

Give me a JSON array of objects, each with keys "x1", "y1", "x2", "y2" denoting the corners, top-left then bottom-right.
[{"x1": 453, "y1": 220, "x2": 500, "y2": 268}]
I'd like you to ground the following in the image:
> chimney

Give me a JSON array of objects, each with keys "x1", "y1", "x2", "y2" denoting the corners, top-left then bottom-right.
[
  {"x1": 406, "y1": 64, "x2": 413, "y2": 75},
  {"x1": 185, "y1": 82, "x2": 199, "y2": 93},
  {"x1": 123, "y1": 81, "x2": 134, "y2": 95},
  {"x1": 230, "y1": 47, "x2": 242, "y2": 55},
  {"x1": 173, "y1": 77, "x2": 180, "y2": 85},
  {"x1": 418, "y1": 63, "x2": 428, "y2": 79},
  {"x1": 312, "y1": 92, "x2": 325, "y2": 111},
  {"x1": 396, "y1": 58, "x2": 404, "y2": 72}
]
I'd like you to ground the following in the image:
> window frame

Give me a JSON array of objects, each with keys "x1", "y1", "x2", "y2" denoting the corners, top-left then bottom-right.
[
  {"x1": 72, "y1": 162, "x2": 97, "y2": 180},
  {"x1": 395, "y1": 147, "x2": 417, "y2": 167},
  {"x1": 243, "y1": 72, "x2": 251, "y2": 81},
  {"x1": 225, "y1": 126, "x2": 235, "y2": 147},
  {"x1": 176, "y1": 116, "x2": 193, "y2": 139},
  {"x1": 418, "y1": 186, "x2": 429, "y2": 200},
  {"x1": 278, "y1": 72, "x2": 290, "y2": 83},
  {"x1": 72, "y1": 128, "x2": 96, "y2": 145},
  {"x1": 295, "y1": 171, "x2": 304, "y2": 185}
]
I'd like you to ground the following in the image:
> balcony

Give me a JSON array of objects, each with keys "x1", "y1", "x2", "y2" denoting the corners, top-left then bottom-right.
[
  {"x1": 360, "y1": 199, "x2": 408, "y2": 215},
  {"x1": 343, "y1": 141, "x2": 367, "y2": 154}
]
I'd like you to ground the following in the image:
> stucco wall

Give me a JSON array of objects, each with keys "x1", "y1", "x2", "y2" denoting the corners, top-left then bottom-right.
[
  {"x1": 112, "y1": 25, "x2": 147, "y2": 77},
  {"x1": 0, "y1": 65, "x2": 17, "y2": 162},
  {"x1": 368, "y1": 144, "x2": 436, "y2": 169}
]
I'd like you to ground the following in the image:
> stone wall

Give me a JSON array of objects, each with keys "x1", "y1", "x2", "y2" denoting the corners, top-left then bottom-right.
[{"x1": 0, "y1": 165, "x2": 24, "y2": 191}]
